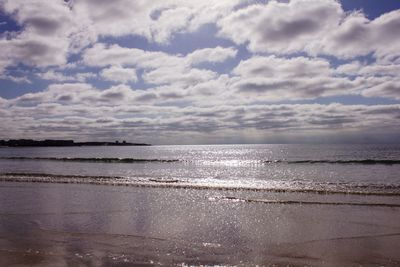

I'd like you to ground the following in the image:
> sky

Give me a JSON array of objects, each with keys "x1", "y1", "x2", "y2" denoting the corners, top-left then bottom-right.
[{"x1": 0, "y1": 0, "x2": 400, "y2": 144}]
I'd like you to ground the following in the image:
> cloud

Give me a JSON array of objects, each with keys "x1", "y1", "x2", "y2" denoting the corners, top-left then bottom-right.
[
  {"x1": 0, "y1": 0, "x2": 241, "y2": 75},
  {"x1": 3, "y1": 0, "x2": 72, "y2": 35},
  {"x1": 217, "y1": 0, "x2": 342, "y2": 54},
  {"x1": 336, "y1": 61, "x2": 400, "y2": 77},
  {"x1": 100, "y1": 66, "x2": 138, "y2": 84},
  {"x1": 231, "y1": 55, "x2": 357, "y2": 101},
  {"x1": 82, "y1": 43, "x2": 237, "y2": 69},
  {"x1": 98, "y1": 85, "x2": 136, "y2": 102},
  {"x1": 0, "y1": 73, "x2": 31, "y2": 83},
  {"x1": 334, "y1": 61, "x2": 400, "y2": 99},
  {"x1": 233, "y1": 55, "x2": 331, "y2": 78},
  {"x1": 38, "y1": 70, "x2": 96, "y2": 82},
  {"x1": 315, "y1": 10, "x2": 400, "y2": 61},
  {"x1": 0, "y1": 0, "x2": 95, "y2": 77},
  {"x1": 82, "y1": 49, "x2": 398, "y2": 103},
  {"x1": 217, "y1": 0, "x2": 400, "y2": 61},
  {"x1": 83, "y1": 43, "x2": 227, "y2": 87},
  {"x1": 186, "y1": 46, "x2": 237, "y2": 65},
  {"x1": 362, "y1": 80, "x2": 400, "y2": 100},
  {"x1": 10, "y1": 83, "x2": 161, "y2": 108},
  {"x1": 12, "y1": 83, "x2": 93, "y2": 106},
  {"x1": 2, "y1": 0, "x2": 400, "y2": 78},
  {"x1": 2, "y1": 88, "x2": 400, "y2": 143},
  {"x1": 82, "y1": 44, "x2": 150, "y2": 67},
  {"x1": 143, "y1": 67, "x2": 217, "y2": 86},
  {"x1": 72, "y1": 0, "x2": 240, "y2": 43},
  {"x1": 5, "y1": 83, "x2": 399, "y2": 133},
  {"x1": 0, "y1": 35, "x2": 69, "y2": 68}
]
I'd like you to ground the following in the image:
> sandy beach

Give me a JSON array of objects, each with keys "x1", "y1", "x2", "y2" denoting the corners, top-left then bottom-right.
[{"x1": 0, "y1": 181, "x2": 399, "y2": 266}]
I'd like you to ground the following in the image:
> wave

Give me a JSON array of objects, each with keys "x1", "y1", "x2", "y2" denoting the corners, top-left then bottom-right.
[
  {"x1": 2, "y1": 157, "x2": 400, "y2": 165},
  {"x1": 265, "y1": 159, "x2": 400, "y2": 165},
  {"x1": 0, "y1": 157, "x2": 180, "y2": 163},
  {"x1": 208, "y1": 196, "x2": 400, "y2": 208},
  {"x1": 1, "y1": 172, "x2": 400, "y2": 196}
]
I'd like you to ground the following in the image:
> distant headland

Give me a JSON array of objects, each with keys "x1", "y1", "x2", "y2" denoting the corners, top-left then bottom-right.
[{"x1": 0, "y1": 139, "x2": 151, "y2": 147}]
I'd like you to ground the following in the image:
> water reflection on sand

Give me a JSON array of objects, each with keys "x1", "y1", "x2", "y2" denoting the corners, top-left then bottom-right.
[{"x1": 0, "y1": 182, "x2": 400, "y2": 266}]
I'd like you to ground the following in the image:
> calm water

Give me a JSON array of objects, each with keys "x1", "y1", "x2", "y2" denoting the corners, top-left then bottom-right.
[{"x1": 1, "y1": 144, "x2": 400, "y2": 194}]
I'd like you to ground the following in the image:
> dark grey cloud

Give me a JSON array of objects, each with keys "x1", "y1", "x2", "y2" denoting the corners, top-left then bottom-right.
[
  {"x1": 25, "y1": 17, "x2": 63, "y2": 35},
  {"x1": 333, "y1": 21, "x2": 368, "y2": 44},
  {"x1": 231, "y1": 55, "x2": 360, "y2": 101},
  {"x1": 57, "y1": 94, "x2": 73, "y2": 102},
  {"x1": 237, "y1": 80, "x2": 295, "y2": 93},
  {"x1": 100, "y1": 91, "x2": 125, "y2": 101},
  {"x1": 15, "y1": 39, "x2": 57, "y2": 59},
  {"x1": 135, "y1": 92, "x2": 158, "y2": 102},
  {"x1": 258, "y1": 17, "x2": 319, "y2": 42}
]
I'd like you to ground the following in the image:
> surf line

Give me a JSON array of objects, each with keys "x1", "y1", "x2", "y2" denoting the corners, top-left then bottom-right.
[
  {"x1": 1, "y1": 173, "x2": 400, "y2": 196},
  {"x1": 209, "y1": 196, "x2": 400, "y2": 208}
]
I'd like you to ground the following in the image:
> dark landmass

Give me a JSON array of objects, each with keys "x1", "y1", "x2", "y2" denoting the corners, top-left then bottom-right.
[{"x1": 0, "y1": 139, "x2": 151, "y2": 147}]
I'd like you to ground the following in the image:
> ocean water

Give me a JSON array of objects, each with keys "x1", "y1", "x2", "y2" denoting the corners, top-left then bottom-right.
[{"x1": 0, "y1": 144, "x2": 400, "y2": 195}]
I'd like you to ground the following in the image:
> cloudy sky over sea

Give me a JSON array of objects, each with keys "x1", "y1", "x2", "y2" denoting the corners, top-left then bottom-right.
[{"x1": 0, "y1": 0, "x2": 400, "y2": 144}]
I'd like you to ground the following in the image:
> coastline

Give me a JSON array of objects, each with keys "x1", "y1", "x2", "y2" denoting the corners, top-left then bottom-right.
[{"x1": 1, "y1": 181, "x2": 399, "y2": 266}]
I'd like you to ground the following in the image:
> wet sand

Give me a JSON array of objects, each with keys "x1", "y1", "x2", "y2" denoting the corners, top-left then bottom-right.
[{"x1": 0, "y1": 182, "x2": 400, "y2": 266}]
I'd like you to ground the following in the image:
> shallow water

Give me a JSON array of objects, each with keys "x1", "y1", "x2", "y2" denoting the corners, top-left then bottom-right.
[
  {"x1": 0, "y1": 182, "x2": 399, "y2": 266},
  {"x1": 1, "y1": 144, "x2": 400, "y2": 194}
]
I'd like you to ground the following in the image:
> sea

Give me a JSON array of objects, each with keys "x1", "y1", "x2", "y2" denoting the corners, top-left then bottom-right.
[{"x1": 0, "y1": 144, "x2": 400, "y2": 196}]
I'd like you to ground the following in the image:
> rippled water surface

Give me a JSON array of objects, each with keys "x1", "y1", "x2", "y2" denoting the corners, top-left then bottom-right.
[{"x1": 1, "y1": 144, "x2": 400, "y2": 194}]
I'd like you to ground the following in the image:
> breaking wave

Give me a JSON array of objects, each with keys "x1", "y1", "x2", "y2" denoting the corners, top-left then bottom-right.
[
  {"x1": 1, "y1": 172, "x2": 400, "y2": 196},
  {"x1": 208, "y1": 196, "x2": 400, "y2": 208},
  {"x1": 2, "y1": 157, "x2": 400, "y2": 165}
]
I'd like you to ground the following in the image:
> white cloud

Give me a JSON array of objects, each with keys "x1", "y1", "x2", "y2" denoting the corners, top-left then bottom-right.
[
  {"x1": 186, "y1": 46, "x2": 237, "y2": 65},
  {"x1": 218, "y1": 0, "x2": 342, "y2": 54},
  {"x1": 83, "y1": 44, "x2": 228, "y2": 87},
  {"x1": 72, "y1": 0, "x2": 240, "y2": 43},
  {"x1": 143, "y1": 67, "x2": 217, "y2": 86},
  {"x1": 315, "y1": 9, "x2": 400, "y2": 61},
  {"x1": 100, "y1": 66, "x2": 138, "y2": 84},
  {"x1": 83, "y1": 44, "x2": 146, "y2": 67},
  {"x1": 335, "y1": 61, "x2": 363, "y2": 76},
  {"x1": 336, "y1": 61, "x2": 400, "y2": 77},
  {"x1": 334, "y1": 61, "x2": 400, "y2": 99},
  {"x1": 83, "y1": 43, "x2": 237, "y2": 69}
]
